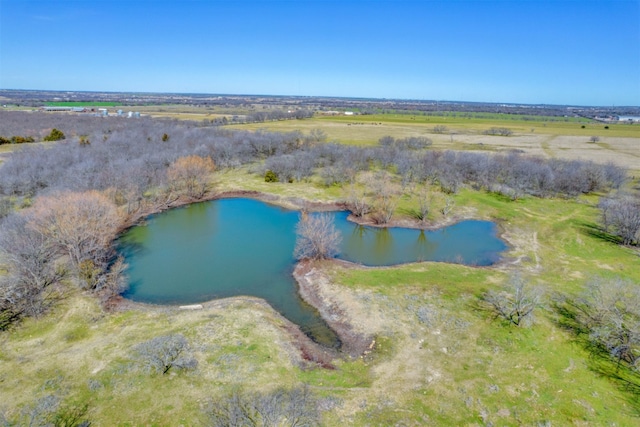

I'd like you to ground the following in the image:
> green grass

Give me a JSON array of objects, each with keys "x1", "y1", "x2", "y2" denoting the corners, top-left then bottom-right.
[{"x1": 230, "y1": 113, "x2": 640, "y2": 142}]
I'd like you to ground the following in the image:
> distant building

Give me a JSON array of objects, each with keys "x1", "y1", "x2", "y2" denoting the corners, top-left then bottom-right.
[
  {"x1": 344, "y1": 111, "x2": 354, "y2": 116},
  {"x1": 42, "y1": 106, "x2": 73, "y2": 112},
  {"x1": 618, "y1": 115, "x2": 640, "y2": 122}
]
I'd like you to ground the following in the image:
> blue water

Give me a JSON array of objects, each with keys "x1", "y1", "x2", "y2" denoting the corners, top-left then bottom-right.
[{"x1": 118, "y1": 198, "x2": 507, "y2": 346}]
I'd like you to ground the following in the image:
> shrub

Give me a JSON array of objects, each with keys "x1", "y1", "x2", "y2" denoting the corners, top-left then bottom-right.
[
  {"x1": 484, "y1": 127, "x2": 513, "y2": 136},
  {"x1": 264, "y1": 170, "x2": 278, "y2": 182},
  {"x1": 43, "y1": 128, "x2": 66, "y2": 141}
]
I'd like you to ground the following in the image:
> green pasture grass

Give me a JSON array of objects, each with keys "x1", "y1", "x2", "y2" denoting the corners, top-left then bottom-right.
[{"x1": 230, "y1": 113, "x2": 640, "y2": 142}]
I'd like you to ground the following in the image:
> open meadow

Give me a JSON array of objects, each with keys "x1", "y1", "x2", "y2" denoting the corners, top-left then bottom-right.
[{"x1": 0, "y1": 110, "x2": 639, "y2": 425}]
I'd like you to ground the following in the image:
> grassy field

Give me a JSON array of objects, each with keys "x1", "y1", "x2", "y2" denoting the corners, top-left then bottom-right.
[
  {"x1": 230, "y1": 114, "x2": 640, "y2": 173},
  {"x1": 45, "y1": 102, "x2": 119, "y2": 107},
  {"x1": 1, "y1": 111, "x2": 639, "y2": 425}
]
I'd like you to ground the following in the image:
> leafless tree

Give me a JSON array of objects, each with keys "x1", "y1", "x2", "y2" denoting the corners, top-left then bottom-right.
[
  {"x1": 415, "y1": 185, "x2": 432, "y2": 224},
  {"x1": 570, "y1": 277, "x2": 640, "y2": 371},
  {"x1": 133, "y1": 334, "x2": 197, "y2": 375},
  {"x1": 440, "y1": 195, "x2": 455, "y2": 217},
  {"x1": 0, "y1": 213, "x2": 63, "y2": 327},
  {"x1": 483, "y1": 275, "x2": 544, "y2": 327},
  {"x1": 598, "y1": 195, "x2": 640, "y2": 245},
  {"x1": 294, "y1": 213, "x2": 341, "y2": 260},
  {"x1": 345, "y1": 184, "x2": 371, "y2": 217},
  {"x1": 167, "y1": 155, "x2": 216, "y2": 198},
  {"x1": 28, "y1": 191, "x2": 121, "y2": 275},
  {"x1": 368, "y1": 172, "x2": 398, "y2": 224},
  {"x1": 207, "y1": 386, "x2": 320, "y2": 427}
]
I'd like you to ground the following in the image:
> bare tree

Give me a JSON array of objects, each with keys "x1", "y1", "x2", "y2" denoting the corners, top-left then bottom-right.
[
  {"x1": 483, "y1": 275, "x2": 543, "y2": 326},
  {"x1": 207, "y1": 386, "x2": 320, "y2": 427},
  {"x1": 0, "y1": 213, "x2": 63, "y2": 327},
  {"x1": 440, "y1": 195, "x2": 455, "y2": 217},
  {"x1": 368, "y1": 172, "x2": 398, "y2": 224},
  {"x1": 133, "y1": 334, "x2": 197, "y2": 375},
  {"x1": 167, "y1": 155, "x2": 216, "y2": 198},
  {"x1": 345, "y1": 184, "x2": 371, "y2": 218},
  {"x1": 416, "y1": 185, "x2": 432, "y2": 224},
  {"x1": 570, "y1": 277, "x2": 640, "y2": 371},
  {"x1": 294, "y1": 213, "x2": 341, "y2": 260},
  {"x1": 28, "y1": 191, "x2": 121, "y2": 276},
  {"x1": 598, "y1": 195, "x2": 640, "y2": 245}
]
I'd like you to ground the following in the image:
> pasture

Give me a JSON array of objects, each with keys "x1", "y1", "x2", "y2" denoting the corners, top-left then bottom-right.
[{"x1": 231, "y1": 113, "x2": 640, "y2": 171}]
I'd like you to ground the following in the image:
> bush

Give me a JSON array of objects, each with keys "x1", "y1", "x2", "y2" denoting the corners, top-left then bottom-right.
[
  {"x1": 264, "y1": 170, "x2": 278, "y2": 182},
  {"x1": 43, "y1": 128, "x2": 66, "y2": 141},
  {"x1": 484, "y1": 127, "x2": 513, "y2": 136}
]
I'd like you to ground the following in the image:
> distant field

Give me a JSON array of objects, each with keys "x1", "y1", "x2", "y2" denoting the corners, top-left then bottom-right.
[
  {"x1": 228, "y1": 114, "x2": 640, "y2": 172},
  {"x1": 45, "y1": 101, "x2": 118, "y2": 107}
]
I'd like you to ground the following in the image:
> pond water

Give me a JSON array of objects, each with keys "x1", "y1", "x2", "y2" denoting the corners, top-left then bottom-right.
[{"x1": 118, "y1": 198, "x2": 506, "y2": 347}]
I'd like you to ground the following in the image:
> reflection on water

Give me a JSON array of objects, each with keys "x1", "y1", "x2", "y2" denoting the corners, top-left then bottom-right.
[{"x1": 118, "y1": 199, "x2": 507, "y2": 347}]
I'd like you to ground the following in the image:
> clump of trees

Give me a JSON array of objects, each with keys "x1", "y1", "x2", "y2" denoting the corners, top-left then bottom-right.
[
  {"x1": 484, "y1": 127, "x2": 513, "y2": 136},
  {"x1": 0, "y1": 111, "x2": 626, "y2": 204},
  {"x1": 294, "y1": 213, "x2": 342, "y2": 260},
  {"x1": 207, "y1": 386, "x2": 320, "y2": 427},
  {"x1": 0, "y1": 191, "x2": 124, "y2": 329},
  {"x1": 167, "y1": 155, "x2": 215, "y2": 198},
  {"x1": 0, "y1": 213, "x2": 62, "y2": 329},
  {"x1": 599, "y1": 194, "x2": 640, "y2": 246},
  {"x1": 561, "y1": 277, "x2": 640, "y2": 372},
  {"x1": 0, "y1": 135, "x2": 35, "y2": 145},
  {"x1": 483, "y1": 274, "x2": 544, "y2": 327},
  {"x1": 133, "y1": 334, "x2": 198, "y2": 375},
  {"x1": 1, "y1": 394, "x2": 91, "y2": 427}
]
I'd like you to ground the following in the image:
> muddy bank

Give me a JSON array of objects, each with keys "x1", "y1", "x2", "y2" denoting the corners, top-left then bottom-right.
[{"x1": 294, "y1": 260, "x2": 375, "y2": 358}]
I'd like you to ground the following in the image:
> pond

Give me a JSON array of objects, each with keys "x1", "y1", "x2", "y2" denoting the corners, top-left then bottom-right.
[{"x1": 118, "y1": 198, "x2": 507, "y2": 347}]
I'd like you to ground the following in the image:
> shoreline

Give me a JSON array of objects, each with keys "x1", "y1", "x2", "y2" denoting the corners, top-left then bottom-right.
[{"x1": 111, "y1": 189, "x2": 515, "y2": 365}]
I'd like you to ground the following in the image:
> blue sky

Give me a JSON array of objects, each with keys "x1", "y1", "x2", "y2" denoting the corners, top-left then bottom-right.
[{"x1": 1, "y1": 0, "x2": 638, "y2": 106}]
